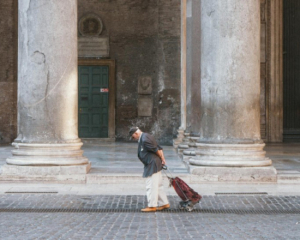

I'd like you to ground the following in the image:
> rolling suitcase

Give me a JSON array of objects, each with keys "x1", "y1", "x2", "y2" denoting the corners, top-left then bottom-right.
[{"x1": 162, "y1": 165, "x2": 202, "y2": 211}]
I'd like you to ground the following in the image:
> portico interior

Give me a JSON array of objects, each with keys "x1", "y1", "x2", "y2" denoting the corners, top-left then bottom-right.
[{"x1": 0, "y1": 0, "x2": 299, "y2": 183}]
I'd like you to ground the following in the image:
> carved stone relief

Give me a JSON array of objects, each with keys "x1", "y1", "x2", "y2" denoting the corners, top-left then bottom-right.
[
  {"x1": 138, "y1": 76, "x2": 152, "y2": 95},
  {"x1": 78, "y1": 13, "x2": 109, "y2": 58},
  {"x1": 79, "y1": 13, "x2": 103, "y2": 37}
]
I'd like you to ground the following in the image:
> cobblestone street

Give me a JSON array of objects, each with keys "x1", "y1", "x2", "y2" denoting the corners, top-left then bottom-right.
[{"x1": 1, "y1": 194, "x2": 300, "y2": 239}]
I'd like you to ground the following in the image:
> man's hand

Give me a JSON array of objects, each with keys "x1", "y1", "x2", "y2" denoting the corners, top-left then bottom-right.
[{"x1": 161, "y1": 158, "x2": 166, "y2": 165}]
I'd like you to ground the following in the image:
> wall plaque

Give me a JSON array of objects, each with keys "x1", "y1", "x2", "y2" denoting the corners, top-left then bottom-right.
[
  {"x1": 78, "y1": 37, "x2": 109, "y2": 58},
  {"x1": 79, "y1": 13, "x2": 103, "y2": 37},
  {"x1": 138, "y1": 96, "x2": 153, "y2": 117},
  {"x1": 138, "y1": 76, "x2": 152, "y2": 94},
  {"x1": 118, "y1": 106, "x2": 137, "y2": 119}
]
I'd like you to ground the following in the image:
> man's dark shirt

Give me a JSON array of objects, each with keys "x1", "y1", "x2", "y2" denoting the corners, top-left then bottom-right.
[{"x1": 138, "y1": 133, "x2": 163, "y2": 178}]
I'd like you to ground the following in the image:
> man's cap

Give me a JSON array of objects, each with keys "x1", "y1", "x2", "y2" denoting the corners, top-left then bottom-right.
[{"x1": 129, "y1": 127, "x2": 139, "y2": 139}]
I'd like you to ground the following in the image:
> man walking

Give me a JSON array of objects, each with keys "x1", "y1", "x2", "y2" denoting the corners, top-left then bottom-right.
[{"x1": 129, "y1": 127, "x2": 170, "y2": 212}]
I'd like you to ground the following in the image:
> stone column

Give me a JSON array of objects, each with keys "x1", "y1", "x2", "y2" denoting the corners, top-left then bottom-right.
[
  {"x1": 4, "y1": 0, "x2": 89, "y2": 177},
  {"x1": 178, "y1": 0, "x2": 192, "y2": 153},
  {"x1": 179, "y1": 0, "x2": 202, "y2": 157},
  {"x1": 173, "y1": 0, "x2": 187, "y2": 148},
  {"x1": 188, "y1": 0, "x2": 276, "y2": 181},
  {"x1": 267, "y1": 0, "x2": 283, "y2": 142}
]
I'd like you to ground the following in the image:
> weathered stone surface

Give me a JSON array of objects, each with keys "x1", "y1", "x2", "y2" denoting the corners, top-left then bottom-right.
[
  {"x1": 0, "y1": 82, "x2": 17, "y2": 144},
  {"x1": 0, "y1": 0, "x2": 17, "y2": 144},
  {"x1": 17, "y1": 0, "x2": 79, "y2": 144},
  {"x1": 2, "y1": 162, "x2": 91, "y2": 175},
  {"x1": 138, "y1": 96, "x2": 152, "y2": 117},
  {"x1": 188, "y1": 0, "x2": 271, "y2": 168},
  {"x1": 7, "y1": 0, "x2": 89, "y2": 167},
  {"x1": 179, "y1": 0, "x2": 201, "y2": 150},
  {"x1": 190, "y1": 143, "x2": 272, "y2": 167},
  {"x1": 6, "y1": 142, "x2": 89, "y2": 166},
  {"x1": 0, "y1": 175, "x2": 87, "y2": 184},
  {"x1": 78, "y1": 0, "x2": 181, "y2": 144},
  {"x1": 200, "y1": 0, "x2": 261, "y2": 143},
  {"x1": 138, "y1": 76, "x2": 152, "y2": 95},
  {"x1": 78, "y1": 13, "x2": 103, "y2": 37},
  {"x1": 189, "y1": 0, "x2": 202, "y2": 135},
  {"x1": 78, "y1": 37, "x2": 109, "y2": 58},
  {"x1": 117, "y1": 106, "x2": 137, "y2": 119},
  {"x1": 0, "y1": 0, "x2": 181, "y2": 145},
  {"x1": 189, "y1": 166, "x2": 277, "y2": 183}
]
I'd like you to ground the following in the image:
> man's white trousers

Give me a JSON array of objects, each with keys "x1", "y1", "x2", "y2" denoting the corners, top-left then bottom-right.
[{"x1": 146, "y1": 171, "x2": 169, "y2": 207}]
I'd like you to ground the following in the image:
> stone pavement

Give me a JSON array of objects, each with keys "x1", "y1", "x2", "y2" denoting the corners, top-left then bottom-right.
[
  {"x1": 0, "y1": 142, "x2": 299, "y2": 239},
  {"x1": 0, "y1": 194, "x2": 300, "y2": 239},
  {"x1": 2, "y1": 211, "x2": 299, "y2": 240}
]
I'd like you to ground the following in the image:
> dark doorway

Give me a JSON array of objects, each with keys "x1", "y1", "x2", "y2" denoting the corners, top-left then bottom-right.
[{"x1": 283, "y1": 0, "x2": 300, "y2": 142}]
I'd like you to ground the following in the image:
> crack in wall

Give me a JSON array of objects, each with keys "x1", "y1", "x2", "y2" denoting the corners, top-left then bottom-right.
[{"x1": 24, "y1": 56, "x2": 72, "y2": 108}]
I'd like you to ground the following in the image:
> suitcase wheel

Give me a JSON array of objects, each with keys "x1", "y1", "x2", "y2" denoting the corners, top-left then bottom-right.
[
  {"x1": 179, "y1": 200, "x2": 195, "y2": 211},
  {"x1": 186, "y1": 205, "x2": 194, "y2": 212},
  {"x1": 178, "y1": 201, "x2": 186, "y2": 210}
]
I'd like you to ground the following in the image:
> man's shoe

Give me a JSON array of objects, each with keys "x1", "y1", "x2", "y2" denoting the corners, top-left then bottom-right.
[
  {"x1": 141, "y1": 207, "x2": 157, "y2": 212},
  {"x1": 156, "y1": 204, "x2": 170, "y2": 211}
]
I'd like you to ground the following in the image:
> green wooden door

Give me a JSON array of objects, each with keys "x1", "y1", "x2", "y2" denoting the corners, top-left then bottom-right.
[{"x1": 78, "y1": 66, "x2": 109, "y2": 138}]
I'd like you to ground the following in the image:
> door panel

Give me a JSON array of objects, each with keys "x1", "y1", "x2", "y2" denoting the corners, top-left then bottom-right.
[
  {"x1": 283, "y1": 0, "x2": 300, "y2": 142},
  {"x1": 78, "y1": 66, "x2": 109, "y2": 138}
]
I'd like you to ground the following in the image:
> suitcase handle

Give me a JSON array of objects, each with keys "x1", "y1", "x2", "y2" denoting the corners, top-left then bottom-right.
[
  {"x1": 162, "y1": 165, "x2": 174, "y2": 179},
  {"x1": 162, "y1": 165, "x2": 189, "y2": 201}
]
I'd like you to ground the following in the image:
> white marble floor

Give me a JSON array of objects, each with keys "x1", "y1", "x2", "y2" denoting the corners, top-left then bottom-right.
[
  {"x1": 0, "y1": 142, "x2": 300, "y2": 174},
  {"x1": 0, "y1": 142, "x2": 299, "y2": 196}
]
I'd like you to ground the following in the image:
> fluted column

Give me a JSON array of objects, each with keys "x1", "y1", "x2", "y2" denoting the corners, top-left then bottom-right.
[
  {"x1": 173, "y1": 0, "x2": 187, "y2": 148},
  {"x1": 6, "y1": 0, "x2": 89, "y2": 167},
  {"x1": 180, "y1": 0, "x2": 202, "y2": 157},
  {"x1": 190, "y1": 0, "x2": 272, "y2": 167}
]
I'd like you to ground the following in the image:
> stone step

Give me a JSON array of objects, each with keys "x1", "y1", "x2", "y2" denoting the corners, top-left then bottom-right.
[
  {"x1": 0, "y1": 174, "x2": 86, "y2": 184},
  {"x1": 3, "y1": 169, "x2": 297, "y2": 184},
  {"x1": 277, "y1": 170, "x2": 300, "y2": 183},
  {"x1": 0, "y1": 170, "x2": 281, "y2": 184},
  {"x1": 86, "y1": 173, "x2": 191, "y2": 184}
]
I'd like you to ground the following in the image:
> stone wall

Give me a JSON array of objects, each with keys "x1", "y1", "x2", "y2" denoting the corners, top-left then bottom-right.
[
  {"x1": 0, "y1": 0, "x2": 181, "y2": 145},
  {"x1": 78, "y1": 0, "x2": 181, "y2": 144},
  {"x1": 0, "y1": 0, "x2": 17, "y2": 144}
]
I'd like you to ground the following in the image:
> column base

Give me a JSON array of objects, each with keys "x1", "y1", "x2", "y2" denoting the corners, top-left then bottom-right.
[
  {"x1": 173, "y1": 129, "x2": 185, "y2": 149},
  {"x1": 189, "y1": 143, "x2": 272, "y2": 167},
  {"x1": 188, "y1": 165, "x2": 277, "y2": 182},
  {"x1": 177, "y1": 144, "x2": 189, "y2": 154},
  {"x1": 178, "y1": 133, "x2": 197, "y2": 154},
  {"x1": 179, "y1": 136, "x2": 199, "y2": 155},
  {"x1": 182, "y1": 150, "x2": 196, "y2": 164},
  {"x1": 6, "y1": 142, "x2": 89, "y2": 166},
  {"x1": 0, "y1": 162, "x2": 91, "y2": 183}
]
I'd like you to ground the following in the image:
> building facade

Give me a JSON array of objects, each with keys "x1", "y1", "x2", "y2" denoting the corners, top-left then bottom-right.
[{"x1": 0, "y1": 0, "x2": 299, "y2": 180}]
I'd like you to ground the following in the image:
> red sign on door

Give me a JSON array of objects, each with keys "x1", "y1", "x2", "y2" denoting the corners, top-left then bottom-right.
[{"x1": 100, "y1": 88, "x2": 109, "y2": 92}]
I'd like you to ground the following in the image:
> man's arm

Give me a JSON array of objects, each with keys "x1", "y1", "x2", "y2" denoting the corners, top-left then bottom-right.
[
  {"x1": 156, "y1": 149, "x2": 166, "y2": 165},
  {"x1": 143, "y1": 134, "x2": 166, "y2": 165}
]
